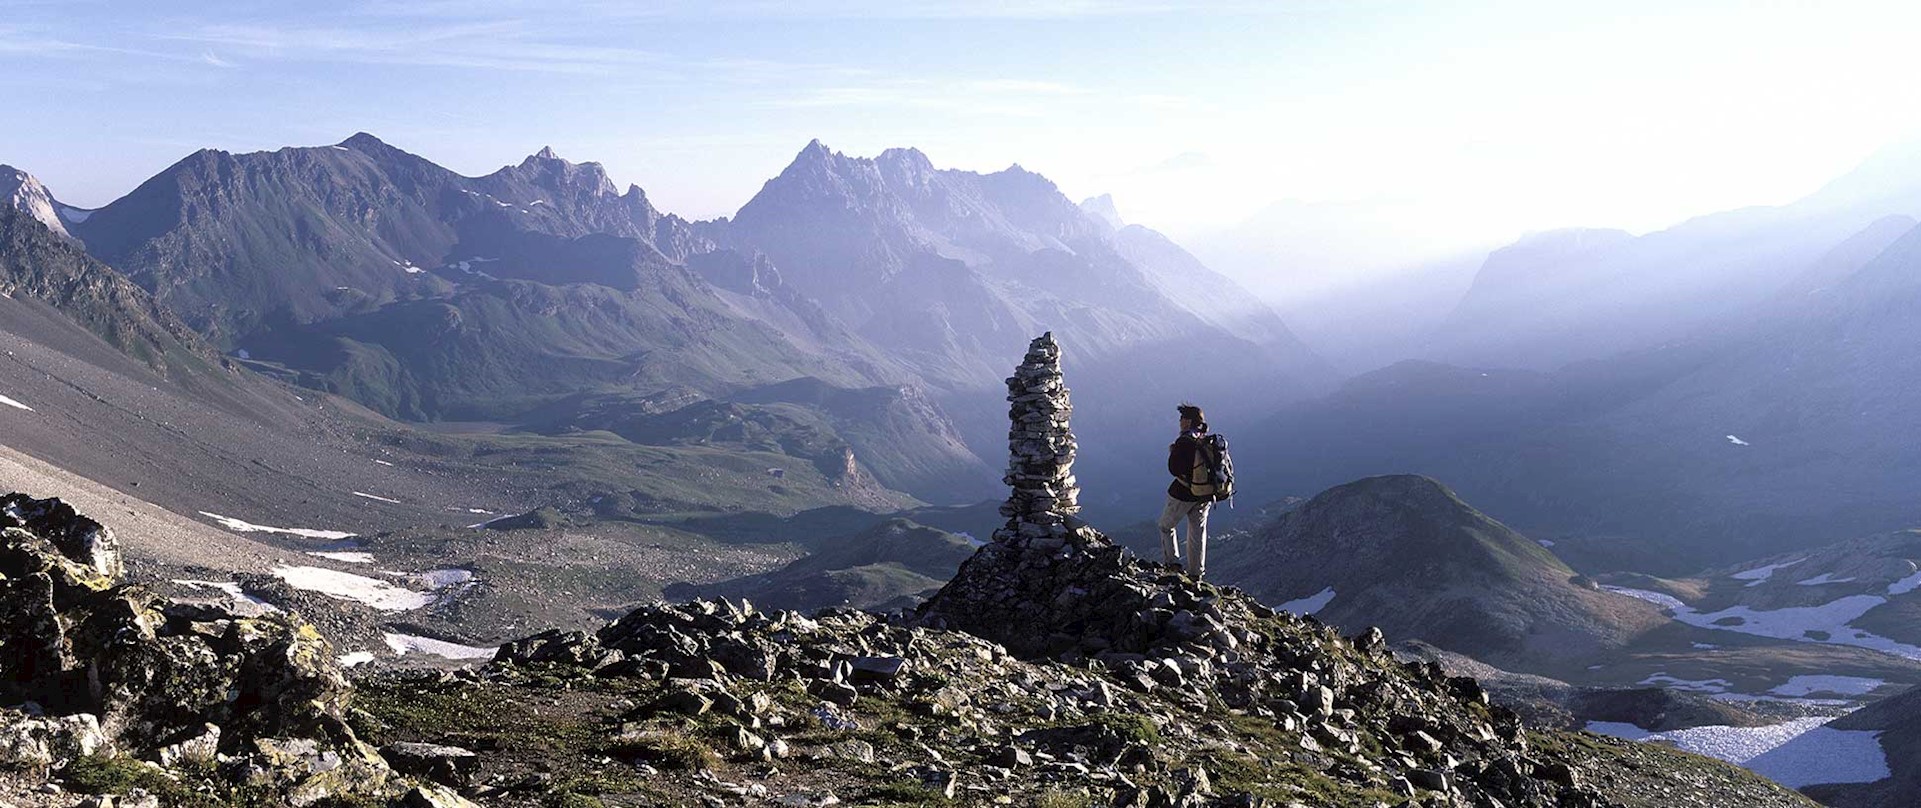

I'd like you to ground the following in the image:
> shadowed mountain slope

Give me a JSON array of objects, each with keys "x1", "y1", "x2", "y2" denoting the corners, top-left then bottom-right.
[
  {"x1": 1213, "y1": 475, "x2": 1667, "y2": 673},
  {"x1": 1241, "y1": 216, "x2": 1921, "y2": 566}
]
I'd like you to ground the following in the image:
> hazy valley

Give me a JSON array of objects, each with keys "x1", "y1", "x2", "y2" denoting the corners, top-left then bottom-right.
[{"x1": 7, "y1": 121, "x2": 1921, "y2": 808}]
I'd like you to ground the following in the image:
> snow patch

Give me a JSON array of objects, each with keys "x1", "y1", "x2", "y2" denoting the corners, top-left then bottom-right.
[
  {"x1": 1769, "y1": 675, "x2": 1884, "y2": 698},
  {"x1": 352, "y1": 491, "x2": 402, "y2": 504},
  {"x1": 373, "y1": 459, "x2": 395, "y2": 467},
  {"x1": 1798, "y1": 572, "x2": 1858, "y2": 586},
  {"x1": 383, "y1": 633, "x2": 495, "y2": 660},
  {"x1": 1750, "y1": 726, "x2": 1891, "y2": 788},
  {"x1": 1586, "y1": 717, "x2": 1835, "y2": 766},
  {"x1": 173, "y1": 579, "x2": 279, "y2": 612},
  {"x1": 1669, "y1": 595, "x2": 1921, "y2": 660},
  {"x1": 1278, "y1": 587, "x2": 1336, "y2": 615},
  {"x1": 1639, "y1": 673, "x2": 1730, "y2": 693},
  {"x1": 199, "y1": 511, "x2": 355, "y2": 540},
  {"x1": 1600, "y1": 585, "x2": 1686, "y2": 611},
  {"x1": 306, "y1": 551, "x2": 375, "y2": 564},
  {"x1": 271, "y1": 566, "x2": 434, "y2": 611},
  {"x1": 418, "y1": 568, "x2": 475, "y2": 589},
  {"x1": 1732, "y1": 558, "x2": 1805, "y2": 587},
  {"x1": 337, "y1": 651, "x2": 375, "y2": 667},
  {"x1": 1887, "y1": 569, "x2": 1921, "y2": 596},
  {"x1": 467, "y1": 513, "x2": 516, "y2": 529},
  {"x1": 1726, "y1": 435, "x2": 1750, "y2": 446},
  {"x1": 330, "y1": 145, "x2": 350, "y2": 151},
  {"x1": 0, "y1": 394, "x2": 33, "y2": 412},
  {"x1": 1537, "y1": 539, "x2": 1555, "y2": 547}
]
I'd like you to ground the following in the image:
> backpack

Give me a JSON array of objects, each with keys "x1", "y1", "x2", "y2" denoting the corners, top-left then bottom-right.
[{"x1": 1189, "y1": 433, "x2": 1235, "y2": 503}]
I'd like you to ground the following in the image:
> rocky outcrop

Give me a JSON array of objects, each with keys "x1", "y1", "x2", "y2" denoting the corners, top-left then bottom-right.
[
  {"x1": 0, "y1": 165, "x2": 72, "y2": 240},
  {"x1": 0, "y1": 493, "x2": 448, "y2": 806},
  {"x1": 461, "y1": 335, "x2": 1810, "y2": 807}
]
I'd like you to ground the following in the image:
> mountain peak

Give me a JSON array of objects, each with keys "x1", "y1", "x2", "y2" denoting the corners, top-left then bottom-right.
[
  {"x1": 533, "y1": 146, "x2": 560, "y2": 161},
  {"x1": 794, "y1": 138, "x2": 837, "y2": 164},
  {"x1": 876, "y1": 147, "x2": 933, "y2": 171},
  {"x1": 1080, "y1": 193, "x2": 1125, "y2": 229},
  {"x1": 0, "y1": 164, "x2": 72, "y2": 239},
  {"x1": 338, "y1": 132, "x2": 389, "y2": 149}
]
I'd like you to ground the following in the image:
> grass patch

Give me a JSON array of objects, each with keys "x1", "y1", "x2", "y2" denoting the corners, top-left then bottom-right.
[
  {"x1": 1037, "y1": 788, "x2": 1094, "y2": 808},
  {"x1": 64, "y1": 755, "x2": 220, "y2": 807},
  {"x1": 860, "y1": 780, "x2": 954, "y2": 806},
  {"x1": 605, "y1": 727, "x2": 720, "y2": 771}
]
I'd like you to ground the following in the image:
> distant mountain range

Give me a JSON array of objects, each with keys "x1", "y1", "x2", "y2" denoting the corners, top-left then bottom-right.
[
  {"x1": 1425, "y1": 143, "x2": 1921, "y2": 371},
  {"x1": 1236, "y1": 205, "x2": 1921, "y2": 567},
  {"x1": 3, "y1": 135, "x2": 1326, "y2": 509}
]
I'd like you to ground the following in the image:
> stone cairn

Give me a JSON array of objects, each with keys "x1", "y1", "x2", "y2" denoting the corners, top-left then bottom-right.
[{"x1": 993, "y1": 332, "x2": 1100, "y2": 553}]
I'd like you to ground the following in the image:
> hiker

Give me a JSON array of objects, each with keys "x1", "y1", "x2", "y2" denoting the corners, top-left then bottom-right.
[{"x1": 1159, "y1": 403, "x2": 1214, "y2": 578}]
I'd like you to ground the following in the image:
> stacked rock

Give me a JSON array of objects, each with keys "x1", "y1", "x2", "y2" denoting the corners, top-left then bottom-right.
[{"x1": 993, "y1": 333, "x2": 1091, "y2": 552}]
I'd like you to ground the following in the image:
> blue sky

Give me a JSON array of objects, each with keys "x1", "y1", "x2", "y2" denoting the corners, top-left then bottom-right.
[{"x1": 7, "y1": 1, "x2": 1921, "y2": 261}]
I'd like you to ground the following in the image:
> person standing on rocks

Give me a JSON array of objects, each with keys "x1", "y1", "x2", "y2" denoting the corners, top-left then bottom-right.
[{"x1": 1158, "y1": 403, "x2": 1213, "y2": 578}]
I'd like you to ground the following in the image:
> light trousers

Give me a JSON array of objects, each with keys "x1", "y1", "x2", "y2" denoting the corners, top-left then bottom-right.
[{"x1": 1156, "y1": 495, "x2": 1211, "y2": 578}]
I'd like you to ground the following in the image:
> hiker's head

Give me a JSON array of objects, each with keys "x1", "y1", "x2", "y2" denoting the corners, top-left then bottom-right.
[{"x1": 1177, "y1": 403, "x2": 1206, "y2": 433}]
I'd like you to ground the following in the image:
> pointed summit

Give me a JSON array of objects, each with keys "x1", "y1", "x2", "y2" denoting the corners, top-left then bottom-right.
[
  {"x1": 790, "y1": 138, "x2": 837, "y2": 168},
  {"x1": 338, "y1": 132, "x2": 389, "y2": 149},
  {"x1": 534, "y1": 146, "x2": 560, "y2": 161},
  {"x1": 0, "y1": 165, "x2": 73, "y2": 239},
  {"x1": 1080, "y1": 194, "x2": 1125, "y2": 229}
]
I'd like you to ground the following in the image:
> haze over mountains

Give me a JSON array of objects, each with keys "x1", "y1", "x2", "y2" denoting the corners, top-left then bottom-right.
[{"x1": 13, "y1": 128, "x2": 1921, "y2": 804}]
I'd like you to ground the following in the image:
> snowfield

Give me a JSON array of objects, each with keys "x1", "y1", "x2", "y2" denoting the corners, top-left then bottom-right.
[
  {"x1": 1797, "y1": 572, "x2": 1858, "y2": 586},
  {"x1": 1888, "y1": 569, "x2": 1921, "y2": 595},
  {"x1": 418, "y1": 568, "x2": 475, "y2": 589},
  {"x1": 0, "y1": 394, "x2": 33, "y2": 412},
  {"x1": 1670, "y1": 595, "x2": 1921, "y2": 660},
  {"x1": 1769, "y1": 675, "x2": 1885, "y2": 698},
  {"x1": 1279, "y1": 587, "x2": 1336, "y2": 615},
  {"x1": 200, "y1": 511, "x2": 355, "y2": 540},
  {"x1": 271, "y1": 565, "x2": 435, "y2": 611},
  {"x1": 1732, "y1": 558, "x2": 1806, "y2": 586},
  {"x1": 306, "y1": 550, "x2": 375, "y2": 564},
  {"x1": 1600, "y1": 585, "x2": 1687, "y2": 611},
  {"x1": 1604, "y1": 581, "x2": 1921, "y2": 660},
  {"x1": 173, "y1": 579, "x2": 279, "y2": 612},
  {"x1": 1638, "y1": 673, "x2": 1730, "y2": 693},
  {"x1": 1587, "y1": 717, "x2": 1889, "y2": 787},
  {"x1": 384, "y1": 632, "x2": 495, "y2": 660}
]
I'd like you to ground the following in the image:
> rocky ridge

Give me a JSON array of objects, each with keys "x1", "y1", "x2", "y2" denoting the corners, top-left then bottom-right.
[
  {"x1": 394, "y1": 335, "x2": 1811, "y2": 807},
  {"x1": 0, "y1": 336, "x2": 1818, "y2": 807},
  {"x1": 0, "y1": 167, "x2": 73, "y2": 241},
  {"x1": 0, "y1": 493, "x2": 467, "y2": 807}
]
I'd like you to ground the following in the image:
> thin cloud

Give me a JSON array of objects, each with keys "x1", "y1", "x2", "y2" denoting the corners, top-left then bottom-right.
[
  {"x1": 771, "y1": 76, "x2": 1093, "y2": 118},
  {"x1": 162, "y1": 20, "x2": 660, "y2": 75},
  {"x1": 200, "y1": 49, "x2": 235, "y2": 68}
]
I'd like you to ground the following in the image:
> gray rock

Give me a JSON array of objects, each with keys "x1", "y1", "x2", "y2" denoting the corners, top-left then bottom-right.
[
  {"x1": 850, "y1": 656, "x2": 906, "y2": 682},
  {"x1": 383, "y1": 741, "x2": 480, "y2": 788}
]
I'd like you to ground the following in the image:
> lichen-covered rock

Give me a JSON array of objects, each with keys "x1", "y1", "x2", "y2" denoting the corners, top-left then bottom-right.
[{"x1": 0, "y1": 492, "x2": 409, "y2": 804}]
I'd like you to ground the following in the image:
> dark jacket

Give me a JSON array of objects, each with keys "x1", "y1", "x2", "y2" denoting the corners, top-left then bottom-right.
[{"x1": 1167, "y1": 431, "x2": 1208, "y2": 502}]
